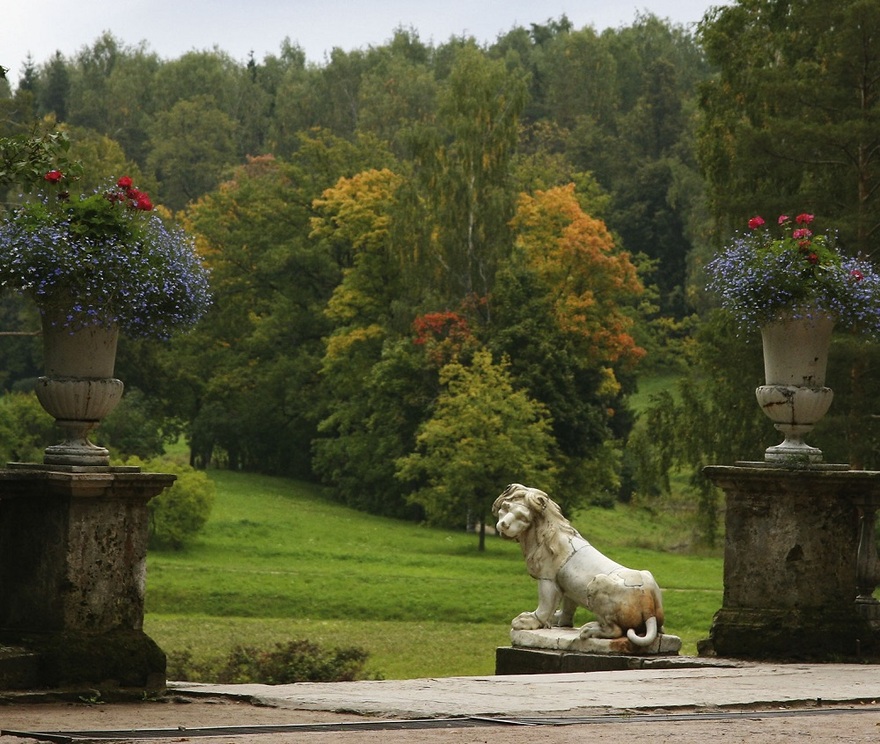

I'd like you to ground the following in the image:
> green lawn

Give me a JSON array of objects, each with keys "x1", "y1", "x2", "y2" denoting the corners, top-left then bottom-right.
[
  {"x1": 144, "y1": 470, "x2": 722, "y2": 680},
  {"x1": 628, "y1": 372, "x2": 681, "y2": 415}
]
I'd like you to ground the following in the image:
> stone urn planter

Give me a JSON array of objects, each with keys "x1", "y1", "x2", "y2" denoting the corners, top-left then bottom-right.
[
  {"x1": 34, "y1": 312, "x2": 124, "y2": 466},
  {"x1": 755, "y1": 312, "x2": 834, "y2": 463},
  {"x1": 0, "y1": 175, "x2": 210, "y2": 465}
]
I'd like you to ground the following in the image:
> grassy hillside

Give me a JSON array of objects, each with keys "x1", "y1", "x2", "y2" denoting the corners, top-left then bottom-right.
[{"x1": 144, "y1": 470, "x2": 722, "y2": 680}]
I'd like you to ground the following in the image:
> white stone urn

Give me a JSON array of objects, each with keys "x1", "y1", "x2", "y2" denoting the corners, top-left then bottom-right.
[
  {"x1": 34, "y1": 312, "x2": 124, "y2": 466},
  {"x1": 755, "y1": 312, "x2": 834, "y2": 463}
]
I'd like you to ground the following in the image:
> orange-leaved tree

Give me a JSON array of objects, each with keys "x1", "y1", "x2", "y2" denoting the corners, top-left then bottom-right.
[{"x1": 512, "y1": 183, "x2": 645, "y2": 373}]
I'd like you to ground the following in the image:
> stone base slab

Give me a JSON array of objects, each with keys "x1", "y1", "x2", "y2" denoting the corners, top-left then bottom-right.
[
  {"x1": 704, "y1": 607, "x2": 880, "y2": 660},
  {"x1": 511, "y1": 627, "x2": 682, "y2": 656},
  {"x1": 0, "y1": 630, "x2": 166, "y2": 693},
  {"x1": 495, "y1": 646, "x2": 739, "y2": 675}
]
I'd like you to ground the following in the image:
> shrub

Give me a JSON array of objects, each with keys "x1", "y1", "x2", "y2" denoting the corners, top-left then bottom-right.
[
  {"x1": 166, "y1": 640, "x2": 374, "y2": 683},
  {"x1": 0, "y1": 391, "x2": 56, "y2": 463},
  {"x1": 141, "y1": 457, "x2": 216, "y2": 549}
]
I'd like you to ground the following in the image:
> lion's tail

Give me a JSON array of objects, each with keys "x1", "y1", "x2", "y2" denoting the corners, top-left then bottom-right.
[{"x1": 626, "y1": 616, "x2": 659, "y2": 647}]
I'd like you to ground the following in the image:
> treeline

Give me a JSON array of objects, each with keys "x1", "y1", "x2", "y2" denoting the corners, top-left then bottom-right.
[
  {"x1": 3, "y1": 3, "x2": 879, "y2": 542},
  {"x1": 0, "y1": 15, "x2": 707, "y2": 535}
]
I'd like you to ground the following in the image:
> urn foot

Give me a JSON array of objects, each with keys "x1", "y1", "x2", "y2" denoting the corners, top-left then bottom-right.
[{"x1": 34, "y1": 377, "x2": 124, "y2": 467}]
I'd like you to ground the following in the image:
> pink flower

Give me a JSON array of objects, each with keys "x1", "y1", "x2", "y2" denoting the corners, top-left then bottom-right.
[
  {"x1": 748, "y1": 216, "x2": 765, "y2": 230},
  {"x1": 777, "y1": 215, "x2": 789, "y2": 224},
  {"x1": 792, "y1": 228, "x2": 812, "y2": 240},
  {"x1": 44, "y1": 170, "x2": 63, "y2": 183},
  {"x1": 795, "y1": 213, "x2": 814, "y2": 225},
  {"x1": 851, "y1": 269, "x2": 865, "y2": 281}
]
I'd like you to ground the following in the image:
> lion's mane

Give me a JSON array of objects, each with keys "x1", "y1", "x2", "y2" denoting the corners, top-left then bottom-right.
[{"x1": 493, "y1": 484, "x2": 580, "y2": 580}]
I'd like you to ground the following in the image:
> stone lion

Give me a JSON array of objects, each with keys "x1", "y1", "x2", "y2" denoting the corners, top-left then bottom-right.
[{"x1": 492, "y1": 483, "x2": 665, "y2": 647}]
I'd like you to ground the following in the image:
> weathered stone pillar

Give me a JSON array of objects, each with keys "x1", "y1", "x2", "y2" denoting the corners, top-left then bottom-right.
[
  {"x1": 701, "y1": 465, "x2": 880, "y2": 660},
  {"x1": 0, "y1": 466, "x2": 174, "y2": 693}
]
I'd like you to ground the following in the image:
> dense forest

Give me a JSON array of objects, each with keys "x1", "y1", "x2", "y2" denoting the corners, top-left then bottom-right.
[{"x1": 2, "y1": 1, "x2": 880, "y2": 544}]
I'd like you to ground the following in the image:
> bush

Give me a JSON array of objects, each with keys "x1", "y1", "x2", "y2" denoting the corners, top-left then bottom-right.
[
  {"x1": 140, "y1": 457, "x2": 216, "y2": 549},
  {"x1": 167, "y1": 639, "x2": 375, "y2": 683},
  {"x1": 0, "y1": 391, "x2": 55, "y2": 463}
]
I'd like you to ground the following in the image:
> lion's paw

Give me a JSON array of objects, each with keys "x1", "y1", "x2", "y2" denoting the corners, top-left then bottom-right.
[
  {"x1": 579, "y1": 620, "x2": 621, "y2": 639},
  {"x1": 551, "y1": 610, "x2": 574, "y2": 628},
  {"x1": 511, "y1": 612, "x2": 545, "y2": 630}
]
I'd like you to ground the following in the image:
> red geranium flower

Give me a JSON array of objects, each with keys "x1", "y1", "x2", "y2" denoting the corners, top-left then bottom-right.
[
  {"x1": 748, "y1": 216, "x2": 765, "y2": 230},
  {"x1": 795, "y1": 213, "x2": 814, "y2": 225},
  {"x1": 133, "y1": 192, "x2": 153, "y2": 211},
  {"x1": 117, "y1": 176, "x2": 133, "y2": 189},
  {"x1": 44, "y1": 170, "x2": 63, "y2": 183},
  {"x1": 807, "y1": 252, "x2": 819, "y2": 264}
]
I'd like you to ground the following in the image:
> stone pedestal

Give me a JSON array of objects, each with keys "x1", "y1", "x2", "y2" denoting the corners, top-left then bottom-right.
[
  {"x1": 0, "y1": 466, "x2": 174, "y2": 693},
  {"x1": 496, "y1": 627, "x2": 683, "y2": 674},
  {"x1": 702, "y1": 465, "x2": 880, "y2": 660}
]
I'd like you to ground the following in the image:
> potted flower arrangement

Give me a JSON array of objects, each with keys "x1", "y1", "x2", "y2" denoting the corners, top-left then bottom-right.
[
  {"x1": 0, "y1": 171, "x2": 211, "y2": 466},
  {"x1": 706, "y1": 213, "x2": 880, "y2": 463}
]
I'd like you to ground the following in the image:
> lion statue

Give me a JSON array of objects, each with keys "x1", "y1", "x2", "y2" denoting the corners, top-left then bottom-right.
[{"x1": 492, "y1": 483, "x2": 664, "y2": 647}]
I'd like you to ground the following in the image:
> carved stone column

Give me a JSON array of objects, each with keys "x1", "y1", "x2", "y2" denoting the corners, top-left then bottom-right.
[
  {"x1": 854, "y1": 494, "x2": 880, "y2": 631},
  {"x1": 701, "y1": 466, "x2": 880, "y2": 660},
  {"x1": 0, "y1": 466, "x2": 174, "y2": 693}
]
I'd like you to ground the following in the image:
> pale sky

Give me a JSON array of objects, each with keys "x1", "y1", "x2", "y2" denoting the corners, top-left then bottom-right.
[{"x1": 3, "y1": 0, "x2": 726, "y2": 85}]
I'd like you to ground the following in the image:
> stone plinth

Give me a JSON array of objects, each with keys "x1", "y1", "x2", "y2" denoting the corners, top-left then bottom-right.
[
  {"x1": 702, "y1": 465, "x2": 880, "y2": 660},
  {"x1": 496, "y1": 627, "x2": 683, "y2": 675},
  {"x1": 511, "y1": 627, "x2": 681, "y2": 655},
  {"x1": 0, "y1": 466, "x2": 175, "y2": 693}
]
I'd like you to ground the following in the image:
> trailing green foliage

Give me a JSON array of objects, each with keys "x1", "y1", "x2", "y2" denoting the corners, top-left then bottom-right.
[{"x1": 629, "y1": 312, "x2": 766, "y2": 545}]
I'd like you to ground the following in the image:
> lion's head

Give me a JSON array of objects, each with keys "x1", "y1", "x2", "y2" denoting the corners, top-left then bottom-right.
[{"x1": 493, "y1": 483, "x2": 579, "y2": 578}]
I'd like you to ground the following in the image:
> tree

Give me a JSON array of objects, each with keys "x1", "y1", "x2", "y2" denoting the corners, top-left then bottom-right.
[
  {"x1": 97, "y1": 387, "x2": 175, "y2": 460},
  {"x1": 490, "y1": 185, "x2": 645, "y2": 505},
  {"x1": 64, "y1": 125, "x2": 146, "y2": 194},
  {"x1": 147, "y1": 95, "x2": 237, "y2": 210},
  {"x1": 511, "y1": 184, "x2": 645, "y2": 369},
  {"x1": 178, "y1": 153, "x2": 339, "y2": 474},
  {"x1": 356, "y1": 29, "x2": 437, "y2": 153},
  {"x1": 397, "y1": 348, "x2": 557, "y2": 550},
  {"x1": 698, "y1": 0, "x2": 880, "y2": 256},
  {"x1": 544, "y1": 27, "x2": 617, "y2": 131},
  {"x1": 310, "y1": 166, "x2": 436, "y2": 516},
  {"x1": 419, "y1": 43, "x2": 527, "y2": 305},
  {"x1": 633, "y1": 311, "x2": 766, "y2": 545},
  {"x1": 39, "y1": 52, "x2": 70, "y2": 121}
]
